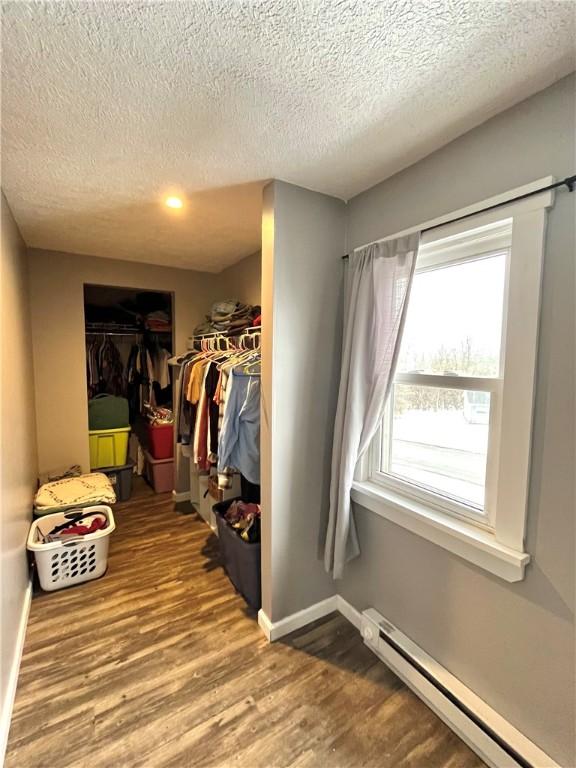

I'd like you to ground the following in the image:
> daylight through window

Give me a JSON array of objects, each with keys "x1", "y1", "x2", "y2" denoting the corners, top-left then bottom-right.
[{"x1": 372, "y1": 220, "x2": 510, "y2": 525}]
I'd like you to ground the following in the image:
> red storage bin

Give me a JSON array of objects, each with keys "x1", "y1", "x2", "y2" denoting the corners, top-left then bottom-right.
[{"x1": 146, "y1": 422, "x2": 174, "y2": 459}]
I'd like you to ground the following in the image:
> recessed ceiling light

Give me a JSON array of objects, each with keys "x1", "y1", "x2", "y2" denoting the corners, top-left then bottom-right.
[{"x1": 165, "y1": 196, "x2": 183, "y2": 209}]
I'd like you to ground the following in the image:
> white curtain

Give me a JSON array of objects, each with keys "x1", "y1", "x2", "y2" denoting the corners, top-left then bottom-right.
[{"x1": 324, "y1": 233, "x2": 420, "y2": 578}]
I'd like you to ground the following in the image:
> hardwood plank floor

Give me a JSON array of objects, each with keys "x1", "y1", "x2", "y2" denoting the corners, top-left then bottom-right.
[{"x1": 7, "y1": 478, "x2": 485, "y2": 768}]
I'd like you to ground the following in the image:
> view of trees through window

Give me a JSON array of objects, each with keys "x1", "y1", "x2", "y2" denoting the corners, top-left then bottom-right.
[
  {"x1": 394, "y1": 335, "x2": 498, "y2": 413},
  {"x1": 395, "y1": 253, "x2": 505, "y2": 414},
  {"x1": 379, "y1": 250, "x2": 507, "y2": 510}
]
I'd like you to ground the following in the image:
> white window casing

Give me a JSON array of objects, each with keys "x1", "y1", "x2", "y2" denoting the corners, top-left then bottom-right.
[{"x1": 352, "y1": 177, "x2": 553, "y2": 582}]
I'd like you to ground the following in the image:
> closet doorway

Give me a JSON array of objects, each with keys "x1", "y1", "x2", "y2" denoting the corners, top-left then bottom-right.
[{"x1": 83, "y1": 285, "x2": 175, "y2": 493}]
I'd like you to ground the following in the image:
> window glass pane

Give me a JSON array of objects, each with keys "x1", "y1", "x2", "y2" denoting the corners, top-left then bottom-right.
[
  {"x1": 398, "y1": 253, "x2": 506, "y2": 377},
  {"x1": 382, "y1": 384, "x2": 490, "y2": 509}
]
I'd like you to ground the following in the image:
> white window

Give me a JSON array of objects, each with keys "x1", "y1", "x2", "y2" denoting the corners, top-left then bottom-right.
[
  {"x1": 373, "y1": 220, "x2": 509, "y2": 526},
  {"x1": 353, "y1": 178, "x2": 553, "y2": 582}
]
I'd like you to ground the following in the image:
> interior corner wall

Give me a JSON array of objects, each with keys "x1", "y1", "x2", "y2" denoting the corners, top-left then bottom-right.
[
  {"x1": 27, "y1": 248, "x2": 220, "y2": 475},
  {"x1": 261, "y1": 180, "x2": 345, "y2": 622},
  {"x1": 218, "y1": 251, "x2": 261, "y2": 307},
  {"x1": 340, "y1": 73, "x2": 575, "y2": 766},
  {"x1": 0, "y1": 193, "x2": 38, "y2": 752}
]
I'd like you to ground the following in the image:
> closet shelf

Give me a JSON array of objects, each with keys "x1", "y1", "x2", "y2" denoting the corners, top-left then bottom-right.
[
  {"x1": 192, "y1": 325, "x2": 261, "y2": 340},
  {"x1": 85, "y1": 323, "x2": 172, "y2": 335}
]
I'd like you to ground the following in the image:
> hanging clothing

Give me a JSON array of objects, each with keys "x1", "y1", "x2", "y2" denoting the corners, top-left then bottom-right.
[
  {"x1": 178, "y1": 360, "x2": 195, "y2": 445},
  {"x1": 124, "y1": 336, "x2": 173, "y2": 418},
  {"x1": 86, "y1": 335, "x2": 124, "y2": 398},
  {"x1": 214, "y1": 369, "x2": 234, "y2": 489},
  {"x1": 193, "y1": 364, "x2": 210, "y2": 472},
  {"x1": 175, "y1": 332, "x2": 261, "y2": 488},
  {"x1": 186, "y1": 359, "x2": 208, "y2": 403},
  {"x1": 152, "y1": 347, "x2": 171, "y2": 390},
  {"x1": 218, "y1": 371, "x2": 260, "y2": 485},
  {"x1": 205, "y1": 363, "x2": 220, "y2": 464},
  {"x1": 240, "y1": 473, "x2": 261, "y2": 504},
  {"x1": 177, "y1": 327, "x2": 261, "y2": 488}
]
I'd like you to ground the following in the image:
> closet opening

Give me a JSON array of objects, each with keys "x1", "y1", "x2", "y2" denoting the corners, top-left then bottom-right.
[
  {"x1": 84, "y1": 284, "x2": 175, "y2": 495},
  {"x1": 173, "y1": 299, "x2": 262, "y2": 609}
]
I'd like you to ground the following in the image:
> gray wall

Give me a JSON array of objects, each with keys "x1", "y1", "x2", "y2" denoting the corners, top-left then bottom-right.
[
  {"x1": 261, "y1": 181, "x2": 344, "y2": 621},
  {"x1": 0, "y1": 194, "x2": 38, "y2": 756},
  {"x1": 341, "y1": 74, "x2": 575, "y2": 766},
  {"x1": 219, "y1": 251, "x2": 261, "y2": 307},
  {"x1": 27, "y1": 248, "x2": 221, "y2": 474}
]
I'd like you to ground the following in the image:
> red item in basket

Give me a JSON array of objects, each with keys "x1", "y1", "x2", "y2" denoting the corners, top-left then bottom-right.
[
  {"x1": 147, "y1": 422, "x2": 174, "y2": 459},
  {"x1": 60, "y1": 517, "x2": 107, "y2": 536}
]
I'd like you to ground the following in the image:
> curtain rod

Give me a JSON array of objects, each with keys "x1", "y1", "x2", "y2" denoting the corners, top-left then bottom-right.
[{"x1": 341, "y1": 174, "x2": 576, "y2": 260}]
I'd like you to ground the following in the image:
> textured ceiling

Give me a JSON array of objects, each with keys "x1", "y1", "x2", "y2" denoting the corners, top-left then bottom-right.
[{"x1": 1, "y1": 1, "x2": 574, "y2": 272}]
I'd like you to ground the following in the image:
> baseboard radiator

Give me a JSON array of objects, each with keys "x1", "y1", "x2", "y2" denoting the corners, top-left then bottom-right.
[{"x1": 360, "y1": 609, "x2": 557, "y2": 768}]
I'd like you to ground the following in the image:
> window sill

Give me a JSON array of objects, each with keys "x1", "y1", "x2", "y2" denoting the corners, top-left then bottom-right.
[{"x1": 351, "y1": 480, "x2": 530, "y2": 582}]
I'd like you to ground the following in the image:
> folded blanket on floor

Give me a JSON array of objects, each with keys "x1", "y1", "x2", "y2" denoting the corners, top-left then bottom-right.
[{"x1": 34, "y1": 472, "x2": 116, "y2": 512}]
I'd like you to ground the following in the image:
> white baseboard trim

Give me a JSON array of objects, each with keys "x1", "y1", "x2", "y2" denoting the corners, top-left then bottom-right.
[
  {"x1": 258, "y1": 595, "x2": 339, "y2": 642},
  {"x1": 360, "y1": 607, "x2": 559, "y2": 768},
  {"x1": 258, "y1": 595, "x2": 557, "y2": 768},
  {"x1": 172, "y1": 490, "x2": 191, "y2": 503},
  {"x1": 335, "y1": 594, "x2": 362, "y2": 630},
  {"x1": 257, "y1": 607, "x2": 273, "y2": 640},
  {"x1": 0, "y1": 579, "x2": 32, "y2": 765}
]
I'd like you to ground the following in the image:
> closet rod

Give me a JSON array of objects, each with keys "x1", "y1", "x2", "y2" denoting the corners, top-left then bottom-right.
[
  {"x1": 86, "y1": 331, "x2": 156, "y2": 336},
  {"x1": 341, "y1": 174, "x2": 576, "y2": 260},
  {"x1": 86, "y1": 331, "x2": 141, "y2": 337},
  {"x1": 85, "y1": 329, "x2": 172, "y2": 336}
]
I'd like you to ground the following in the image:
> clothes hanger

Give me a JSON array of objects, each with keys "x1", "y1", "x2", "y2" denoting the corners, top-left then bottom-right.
[
  {"x1": 223, "y1": 342, "x2": 260, "y2": 372},
  {"x1": 202, "y1": 337, "x2": 226, "y2": 361},
  {"x1": 241, "y1": 356, "x2": 262, "y2": 375},
  {"x1": 220, "y1": 340, "x2": 254, "y2": 369}
]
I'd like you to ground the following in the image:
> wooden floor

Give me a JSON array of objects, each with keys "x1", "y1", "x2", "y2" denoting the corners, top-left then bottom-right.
[{"x1": 7, "y1": 479, "x2": 484, "y2": 768}]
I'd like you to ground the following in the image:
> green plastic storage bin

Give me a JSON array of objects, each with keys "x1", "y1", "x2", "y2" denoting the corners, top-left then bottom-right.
[
  {"x1": 89, "y1": 427, "x2": 130, "y2": 469},
  {"x1": 88, "y1": 394, "x2": 129, "y2": 430}
]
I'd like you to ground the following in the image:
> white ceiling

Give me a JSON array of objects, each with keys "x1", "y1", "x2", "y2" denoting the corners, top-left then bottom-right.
[{"x1": 2, "y1": 1, "x2": 574, "y2": 272}]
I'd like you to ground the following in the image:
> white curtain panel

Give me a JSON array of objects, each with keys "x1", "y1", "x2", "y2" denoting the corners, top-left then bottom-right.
[{"x1": 325, "y1": 233, "x2": 420, "y2": 578}]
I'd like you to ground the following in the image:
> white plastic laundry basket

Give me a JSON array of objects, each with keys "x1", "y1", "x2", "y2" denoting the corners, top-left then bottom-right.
[{"x1": 27, "y1": 505, "x2": 116, "y2": 591}]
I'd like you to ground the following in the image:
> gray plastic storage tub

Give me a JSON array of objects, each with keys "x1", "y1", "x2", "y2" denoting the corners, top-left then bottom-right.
[
  {"x1": 214, "y1": 499, "x2": 261, "y2": 610},
  {"x1": 98, "y1": 461, "x2": 134, "y2": 502}
]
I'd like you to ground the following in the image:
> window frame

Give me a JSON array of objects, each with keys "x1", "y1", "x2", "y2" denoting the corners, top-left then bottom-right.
[
  {"x1": 352, "y1": 177, "x2": 553, "y2": 582},
  {"x1": 371, "y1": 377, "x2": 501, "y2": 531},
  {"x1": 370, "y1": 229, "x2": 511, "y2": 530}
]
